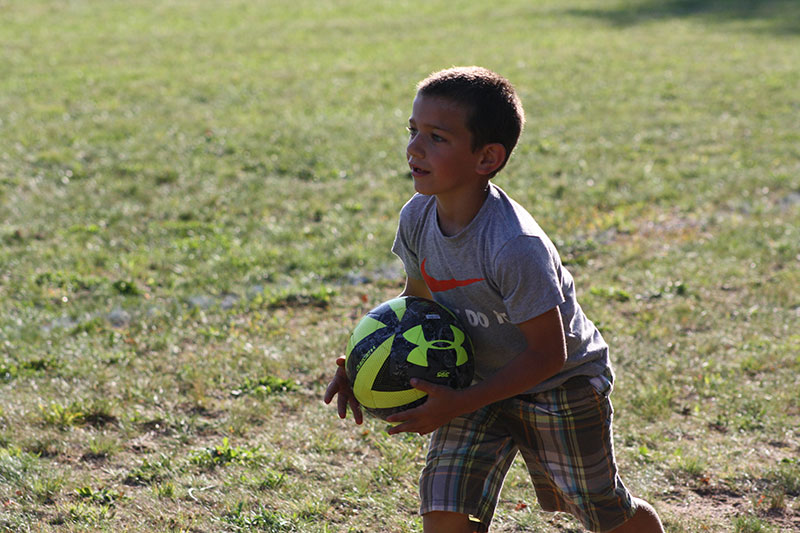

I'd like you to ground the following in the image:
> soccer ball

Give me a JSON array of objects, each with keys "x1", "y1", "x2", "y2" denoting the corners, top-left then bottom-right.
[{"x1": 345, "y1": 296, "x2": 474, "y2": 420}]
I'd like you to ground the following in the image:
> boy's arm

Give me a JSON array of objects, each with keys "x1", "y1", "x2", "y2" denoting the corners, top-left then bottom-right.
[
  {"x1": 386, "y1": 305, "x2": 567, "y2": 435},
  {"x1": 400, "y1": 276, "x2": 433, "y2": 300}
]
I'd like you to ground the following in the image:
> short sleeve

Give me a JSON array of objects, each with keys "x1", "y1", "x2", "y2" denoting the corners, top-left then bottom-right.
[
  {"x1": 493, "y1": 235, "x2": 565, "y2": 324},
  {"x1": 391, "y1": 202, "x2": 423, "y2": 280}
]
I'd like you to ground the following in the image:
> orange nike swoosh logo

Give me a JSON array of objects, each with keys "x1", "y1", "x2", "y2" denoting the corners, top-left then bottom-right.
[{"x1": 421, "y1": 258, "x2": 485, "y2": 293}]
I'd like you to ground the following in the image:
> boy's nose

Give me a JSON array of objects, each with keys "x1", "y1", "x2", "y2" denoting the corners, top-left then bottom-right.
[{"x1": 407, "y1": 136, "x2": 424, "y2": 159}]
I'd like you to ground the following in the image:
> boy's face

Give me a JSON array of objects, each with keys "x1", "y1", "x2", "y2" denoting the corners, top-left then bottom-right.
[{"x1": 406, "y1": 93, "x2": 485, "y2": 198}]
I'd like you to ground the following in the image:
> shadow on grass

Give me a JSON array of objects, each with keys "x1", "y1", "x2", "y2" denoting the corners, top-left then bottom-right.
[{"x1": 565, "y1": 0, "x2": 800, "y2": 34}]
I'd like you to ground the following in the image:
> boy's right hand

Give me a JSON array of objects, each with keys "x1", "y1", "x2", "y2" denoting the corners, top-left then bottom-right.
[{"x1": 323, "y1": 356, "x2": 363, "y2": 425}]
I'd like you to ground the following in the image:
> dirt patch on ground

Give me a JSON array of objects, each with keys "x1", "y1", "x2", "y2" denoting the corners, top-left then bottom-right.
[{"x1": 659, "y1": 483, "x2": 800, "y2": 532}]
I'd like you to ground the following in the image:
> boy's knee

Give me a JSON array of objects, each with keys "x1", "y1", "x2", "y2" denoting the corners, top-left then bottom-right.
[{"x1": 422, "y1": 510, "x2": 478, "y2": 533}]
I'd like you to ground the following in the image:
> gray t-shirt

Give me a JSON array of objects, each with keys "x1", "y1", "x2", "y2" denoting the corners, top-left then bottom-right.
[{"x1": 391, "y1": 184, "x2": 610, "y2": 394}]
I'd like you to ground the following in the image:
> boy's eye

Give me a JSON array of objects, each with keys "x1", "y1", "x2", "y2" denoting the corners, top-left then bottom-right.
[
  {"x1": 431, "y1": 133, "x2": 445, "y2": 142},
  {"x1": 407, "y1": 126, "x2": 417, "y2": 137}
]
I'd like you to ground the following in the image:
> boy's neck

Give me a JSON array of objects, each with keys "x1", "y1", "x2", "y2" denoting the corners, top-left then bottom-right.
[{"x1": 435, "y1": 183, "x2": 490, "y2": 236}]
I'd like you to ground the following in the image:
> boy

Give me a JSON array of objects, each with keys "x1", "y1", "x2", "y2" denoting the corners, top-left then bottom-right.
[{"x1": 325, "y1": 66, "x2": 664, "y2": 533}]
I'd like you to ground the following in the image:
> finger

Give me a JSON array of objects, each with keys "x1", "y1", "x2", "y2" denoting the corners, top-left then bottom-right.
[
  {"x1": 337, "y1": 389, "x2": 349, "y2": 419},
  {"x1": 325, "y1": 363, "x2": 352, "y2": 404},
  {"x1": 323, "y1": 379, "x2": 338, "y2": 404},
  {"x1": 387, "y1": 420, "x2": 415, "y2": 435},
  {"x1": 324, "y1": 374, "x2": 346, "y2": 404},
  {"x1": 385, "y1": 405, "x2": 421, "y2": 425},
  {"x1": 409, "y1": 378, "x2": 440, "y2": 394},
  {"x1": 335, "y1": 355, "x2": 346, "y2": 367},
  {"x1": 349, "y1": 397, "x2": 363, "y2": 425},
  {"x1": 388, "y1": 420, "x2": 434, "y2": 436}
]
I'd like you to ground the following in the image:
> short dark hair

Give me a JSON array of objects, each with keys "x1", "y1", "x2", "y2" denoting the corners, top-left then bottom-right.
[{"x1": 417, "y1": 66, "x2": 525, "y2": 173}]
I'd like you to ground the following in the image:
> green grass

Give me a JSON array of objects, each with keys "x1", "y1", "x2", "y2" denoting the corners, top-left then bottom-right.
[{"x1": 1, "y1": 0, "x2": 799, "y2": 531}]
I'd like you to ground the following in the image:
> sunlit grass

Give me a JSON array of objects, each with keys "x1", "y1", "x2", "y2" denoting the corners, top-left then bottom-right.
[{"x1": 1, "y1": 0, "x2": 799, "y2": 531}]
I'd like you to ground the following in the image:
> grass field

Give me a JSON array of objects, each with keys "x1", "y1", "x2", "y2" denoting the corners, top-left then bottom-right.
[{"x1": 1, "y1": 0, "x2": 799, "y2": 531}]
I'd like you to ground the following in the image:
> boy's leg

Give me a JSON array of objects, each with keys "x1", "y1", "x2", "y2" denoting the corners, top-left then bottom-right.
[
  {"x1": 609, "y1": 498, "x2": 664, "y2": 533},
  {"x1": 510, "y1": 373, "x2": 642, "y2": 531},
  {"x1": 422, "y1": 511, "x2": 478, "y2": 533},
  {"x1": 419, "y1": 404, "x2": 518, "y2": 532}
]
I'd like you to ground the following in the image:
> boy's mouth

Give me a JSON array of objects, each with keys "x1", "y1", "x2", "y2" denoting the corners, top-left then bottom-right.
[{"x1": 409, "y1": 164, "x2": 430, "y2": 177}]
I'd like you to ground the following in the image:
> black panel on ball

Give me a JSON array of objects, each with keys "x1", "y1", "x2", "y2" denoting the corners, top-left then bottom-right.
[{"x1": 345, "y1": 296, "x2": 474, "y2": 421}]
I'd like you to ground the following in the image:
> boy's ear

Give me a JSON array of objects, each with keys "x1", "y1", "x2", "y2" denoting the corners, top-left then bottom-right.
[{"x1": 475, "y1": 143, "x2": 506, "y2": 176}]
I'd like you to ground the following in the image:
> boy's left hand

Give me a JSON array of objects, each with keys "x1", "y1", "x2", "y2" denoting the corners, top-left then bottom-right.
[{"x1": 385, "y1": 379, "x2": 465, "y2": 436}]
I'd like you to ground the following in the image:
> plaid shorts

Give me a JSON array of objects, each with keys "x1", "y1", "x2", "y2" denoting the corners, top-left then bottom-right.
[{"x1": 419, "y1": 372, "x2": 636, "y2": 532}]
